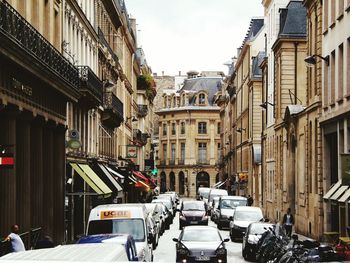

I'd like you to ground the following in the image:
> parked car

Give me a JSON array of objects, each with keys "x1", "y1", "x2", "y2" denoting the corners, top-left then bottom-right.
[
  {"x1": 76, "y1": 233, "x2": 138, "y2": 261},
  {"x1": 173, "y1": 226, "x2": 229, "y2": 263},
  {"x1": 207, "y1": 189, "x2": 228, "y2": 215},
  {"x1": 242, "y1": 222, "x2": 275, "y2": 260},
  {"x1": 152, "y1": 199, "x2": 174, "y2": 221},
  {"x1": 210, "y1": 196, "x2": 221, "y2": 222},
  {"x1": 157, "y1": 193, "x2": 177, "y2": 211},
  {"x1": 164, "y1": 191, "x2": 180, "y2": 205},
  {"x1": 197, "y1": 187, "x2": 211, "y2": 204},
  {"x1": 147, "y1": 215, "x2": 160, "y2": 250},
  {"x1": 229, "y1": 206, "x2": 264, "y2": 241},
  {"x1": 216, "y1": 196, "x2": 247, "y2": 229},
  {"x1": 152, "y1": 202, "x2": 171, "y2": 231},
  {"x1": 144, "y1": 203, "x2": 164, "y2": 236},
  {"x1": 178, "y1": 200, "x2": 208, "y2": 230},
  {"x1": 86, "y1": 203, "x2": 153, "y2": 262}
]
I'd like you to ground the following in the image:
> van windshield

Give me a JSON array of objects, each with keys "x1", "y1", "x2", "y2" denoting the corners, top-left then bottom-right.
[
  {"x1": 234, "y1": 211, "x2": 263, "y2": 222},
  {"x1": 220, "y1": 199, "x2": 247, "y2": 209},
  {"x1": 88, "y1": 219, "x2": 145, "y2": 241}
]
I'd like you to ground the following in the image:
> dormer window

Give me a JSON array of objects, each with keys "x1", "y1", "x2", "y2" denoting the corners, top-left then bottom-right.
[{"x1": 198, "y1": 93, "x2": 206, "y2": 105}]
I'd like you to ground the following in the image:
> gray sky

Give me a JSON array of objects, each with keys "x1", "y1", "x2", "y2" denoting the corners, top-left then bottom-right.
[{"x1": 125, "y1": 0, "x2": 264, "y2": 76}]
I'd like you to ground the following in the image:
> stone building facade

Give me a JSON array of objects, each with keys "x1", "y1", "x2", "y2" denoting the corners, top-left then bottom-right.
[{"x1": 156, "y1": 72, "x2": 223, "y2": 197}]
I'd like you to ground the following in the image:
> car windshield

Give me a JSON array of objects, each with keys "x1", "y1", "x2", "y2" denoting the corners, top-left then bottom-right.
[
  {"x1": 234, "y1": 211, "x2": 263, "y2": 221},
  {"x1": 181, "y1": 229, "x2": 221, "y2": 242},
  {"x1": 220, "y1": 199, "x2": 247, "y2": 209},
  {"x1": 87, "y1": 219, "x2": 145, "y2": 241},
  {"x1": 183, "y1": 202, "x2": 205, "y2": 211},
  {"x1": 250, "y1": 224, "x2": 274, "y2": 235}
]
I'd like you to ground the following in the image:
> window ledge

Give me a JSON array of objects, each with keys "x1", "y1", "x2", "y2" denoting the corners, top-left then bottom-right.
[
  {"x1": 329, "y1": 21, "x2": 336, "y2": 29},
  {"x1": 336, "y1": 98, "x2": 344, "y2": 104},
  {"x1": 346, "y1": 5, "x2": 350, "y2": 12},
  {"x1": 323, "y1": 28, "x2": 328, "y2": 35},
  {"x1": 337, "y1": 13, "x2": 344, "y2": 21}
]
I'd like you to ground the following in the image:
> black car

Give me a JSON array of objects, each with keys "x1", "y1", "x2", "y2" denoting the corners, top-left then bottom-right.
[
  {"x1": 178, "y1": 200, "x2": 208, "y2": 230},
  {"x1": 242, "y1": 222, "x2": 275, "y2": 261},
  {"x1": 173, "y1": 226, "x2": 229, "y2": 263}
]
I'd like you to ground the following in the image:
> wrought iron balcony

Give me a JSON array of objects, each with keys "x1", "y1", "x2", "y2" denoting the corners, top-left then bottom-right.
[
  {"x1": 77, "y1": 66, "x2": 103, "y2": 106},
  {"x1": 101, "y1": 92, "x2": 124, "y2": 128},
  {"x1": 0, "y1": 0, "x2": 79, "y2": 96},
  {"x1": 159, "y1": 160, "x2": 166, "y2": 166},
  {"x1": 98, "y1": 27, "x2": 118, "y2": 62},
  {"x1": 133, "y1": 129, "x2": 148, "y2": 146},
  {"x1": 169, "y1": 159, "x2": 175, "y2": 165},
  {"x1": 197, "y1": 159, "x2": 209, "y2": 165},
  {"x1": 137, "y1": 104, "x2": 148, "y2": 118},
  {"x1": 178, "y1": 159, "x2": 185, "y2": 165}
]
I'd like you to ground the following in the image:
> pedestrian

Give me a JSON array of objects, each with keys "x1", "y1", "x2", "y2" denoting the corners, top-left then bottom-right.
[
  {"x1": 247, "y1": 195, "x2": 253, "y2": 206},
  {"x1": 5, "y1": 224, "x2": 25, "y2": 252},
  {"x1": 282, "y1": 208, "x2": 294, "y2": 238}
]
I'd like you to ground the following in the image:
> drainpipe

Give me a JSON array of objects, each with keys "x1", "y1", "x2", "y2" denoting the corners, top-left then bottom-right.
[{"x1": 294, "y1": 42, "x2": 298, "y2": 105}]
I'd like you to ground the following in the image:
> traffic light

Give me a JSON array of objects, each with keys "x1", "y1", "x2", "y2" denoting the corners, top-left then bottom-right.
[{"x1": 151, "y1": 168, "x2": 158, "y2": 176}]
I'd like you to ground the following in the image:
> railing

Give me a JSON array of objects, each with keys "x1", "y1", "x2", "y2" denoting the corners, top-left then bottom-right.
[
  {"x1": 77, "y1": 66, "x2": 103, "y2": 103},
  {"x1": 140, "y1": 133, "x2": 149, "y2": 145},
  {"x1": 169, "y1": 159, "x2": 175, "y2": 165},
  {"x1": 98, "y1": 27, "x2": 118, "y2": 62},
  {"x1": 133, "y1": 129, "x2": 142, "y2": 141},
  {"x1": 137, "y1": 104, "x2": 148, "y2": 117},
  {"x1": 0, "y1": 227, "x2": 42, "y2": 256},
  {"x1": 197, "y1": 159, "x2": 209, "y2": 165},
  {"x1": 0, "y1": 0, "x2": 79, "y2": 88},
  {"x1": 159, "y1": 160, "x2": 166, "y2": 165},
  {"x1": 178, "y1": 159, "x2": 185, "y2": 165},
  {"x1": 104, "y1": 92, "x2": 123, "y2": 117}
]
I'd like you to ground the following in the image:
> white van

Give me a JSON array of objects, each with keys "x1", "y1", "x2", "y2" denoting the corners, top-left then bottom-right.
[
  {"x1": 0, "y1": 243, "x2": 129, "y2": 262},
  {"x1": 207, "y1": 189, "x2": 228, "y2": 215},
  {"x1": 86, "y1": 203, "x2": 153, "y2": 262}
]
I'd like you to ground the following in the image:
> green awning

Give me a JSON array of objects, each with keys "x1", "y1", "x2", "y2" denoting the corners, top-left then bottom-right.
[{"x1": 70, "y1": 163, "x2": 112, "y2": 195}]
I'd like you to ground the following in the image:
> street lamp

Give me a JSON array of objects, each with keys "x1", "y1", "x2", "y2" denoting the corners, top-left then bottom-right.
[
  {"x1": 304, "y1": 54, "x2": 329, "y2": 67},
  {"x1": 259, "y1": 101, "x2": 275, "y2": 109}
]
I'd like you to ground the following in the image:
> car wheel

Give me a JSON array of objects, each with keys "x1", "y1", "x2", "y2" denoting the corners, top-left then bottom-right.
[{"x1": 242, "y1": 248, "x2": 248, "y2": 260}]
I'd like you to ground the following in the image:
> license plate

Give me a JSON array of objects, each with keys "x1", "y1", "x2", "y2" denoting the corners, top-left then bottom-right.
[
  {"x1": 195, "y1": 256, "x2": 209, "y2": 261},
  {"x1": 190, "y1": 221, "x2": 198, "y2": 224}
]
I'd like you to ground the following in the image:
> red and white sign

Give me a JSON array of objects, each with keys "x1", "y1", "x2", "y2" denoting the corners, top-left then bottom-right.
[{"x1": 0, "y1": 157, "x2": 14, "y2": 166}]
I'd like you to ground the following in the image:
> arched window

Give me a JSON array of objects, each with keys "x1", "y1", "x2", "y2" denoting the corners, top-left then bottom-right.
[{"x1": 198, "y1": 93, "x2": 206, "y2": 105}]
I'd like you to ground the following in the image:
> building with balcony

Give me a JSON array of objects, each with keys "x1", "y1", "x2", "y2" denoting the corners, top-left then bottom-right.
[
  {"x1": 156, "y1": 71, "x2": 223, "y2": 197},
  {"x1": 0, "y1": 0, "x2": 79, "y2": 244}
]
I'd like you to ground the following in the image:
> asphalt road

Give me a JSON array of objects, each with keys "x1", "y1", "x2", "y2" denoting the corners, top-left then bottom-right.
[{"x1": 153, "y1": 198, "x2": 247, "y2": 262}]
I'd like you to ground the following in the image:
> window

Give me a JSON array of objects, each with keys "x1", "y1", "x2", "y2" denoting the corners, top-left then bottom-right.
[
  {"x1": 330, "y1": 0, "x2": 336, "y2": 26},
  {"x1": 198, "y1": 122, "x2": 207, "y2": 134},
  {"x1": 181, "y1": 122, "x2": 185, "y2": 134},
  {"x1": 217, "y1": 122, "x2": 221, "y2": 134},
  {"x1": 338, "y1": 0, "x2": 344, "y2": 18},
  {"x1": 338, "y1": 44, "x2": 344, "y2": 100},
  {"x1": 323, "y1": 0, "x2": 329, "y2": 31},
  {"x1": 218, "y1": 143, "x2": 221, "y2": 159},
  {"x1": 347, "y1": 39, "x2": 350, "y2": 95},
  {"x1": 163, "y1": 144, "x2": 167, "y2": 160},
  {"x1": 171, "y1": 143, "x2": 176, "y2": 161},
  {"x1": 171, "y1": 123, "x2": 176, "y2": 135},
  {"x1": 198, "y1": 93, "x2": 205, "y2": 105},
  {"x1": 162, "y1": 123, "x2": 167, "y2": 136},
  {"x1": 330, "y1": 50, "x2": 336, "y2": 104},
  {"x1": 198, "y1": 143, "x2": 207, "y2": 163},
  {"x1": 180, "y1": 143, "x2": 185, "y2": 161}
]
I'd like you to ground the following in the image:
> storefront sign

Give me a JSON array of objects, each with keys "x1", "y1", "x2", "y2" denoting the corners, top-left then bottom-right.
[
  {"x1": 341, "y1": 154, "x2": 350, "y2": 184},
  {"x1": 100, "y1": 210, "x2": 131, "y2": 219},
  {"x1": 126, "y1": 145, "x2": 137, "y2": 158}
]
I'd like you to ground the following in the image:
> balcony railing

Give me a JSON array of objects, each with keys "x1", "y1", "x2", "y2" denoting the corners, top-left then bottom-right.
[
  {"x1": 77, "y1": 66, "x2": 103, "y2": 105},
  {"x1": 137, "y1": 104, "x2": 148, "y2": 117},
  {"x1": 0, "y1": 0, "x2": 79, "y2": 89},
  {"x1": 102, "y1": 92, "x2": 124, "y2": 128},
  {"x1": 178, "y1": 159, "x2": 185, "y2": 165},
  {"x1": 133, "y1": 129, "x2": 148, "y2": 146},
  {"x1": 98, "y1": 27, "x2": 118, "y2": 62},
  {"x1": 160, "y1": 160, "x2": 166, "y2": 166},
  {"x1": 197, "y1": 159, "x2": 209, "y2": 165},
  {"x1": 169, "y1": 159, "x2": 175, "y2": 165}
]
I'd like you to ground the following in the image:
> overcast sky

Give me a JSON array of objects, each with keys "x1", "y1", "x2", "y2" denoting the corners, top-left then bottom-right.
[{"x1": 125, "y1": 0, "x2": 264, "y2": 76}]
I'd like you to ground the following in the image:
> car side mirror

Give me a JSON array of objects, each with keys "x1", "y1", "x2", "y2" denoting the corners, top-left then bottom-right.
[
  {"x1": 200, "y1": 196, "x2": 203, "y2": 200},
  {"x1": 223, "y1": 238, "x2": 230, "y2": 242},
  {"x1": 264, "y1": 218, "x2": 269, "y2": 222},
  {"x1": 156, "y1": 220, "x2": 160, "y2": 224},
  {"x1": 172, "y1": 238, "x2": 179, "y2": 242},
  {"x1": 229, "y1": 216, "x2": 233, "y2": 221},
  {"x1": 160, "y1": 215, "x2": 163, "y2": 219}
]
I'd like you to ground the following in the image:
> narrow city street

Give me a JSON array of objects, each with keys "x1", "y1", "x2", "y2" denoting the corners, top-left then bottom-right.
[{"x1": 154, "y1": 198, "x2": 246, "y2": 262}]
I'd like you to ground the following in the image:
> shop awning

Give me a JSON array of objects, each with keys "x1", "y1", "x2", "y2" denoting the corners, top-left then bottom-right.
[
  {"x1": 97, "y1": 163, "x2": 123, "y2": 192},
  {"x1": 105, "y1": 165, "x2": 124, "y2": 179},
  {"x1": 213, "y1": 180, "x2": 226, "y2": 189},
  {"x1": 70, "y1": 163, "x2": 112, "y2": 195},
  {"x1": 128, "y1": 175, "x2": 138, "y2": 184},
  {"x1": 330, "y1": 185, "x2": 349, "y2": 201},
  {"x1": 339, "y1": 188, "x2": 350, "y2": 202},
  {"x1": 133, "y1": 171, "x2": 148, "y2": 181},
  {"x1": 323, "y1": 180, "x2": 342, "y2": 200}
]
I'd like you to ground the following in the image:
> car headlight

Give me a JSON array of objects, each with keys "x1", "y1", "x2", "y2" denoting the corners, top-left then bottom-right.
[
  {"x1": 247, "y1": 234, "x2": 259, "y2": 244},
  {"x1": 202, "y1": 214, "x2": 208, "y2": 220}
]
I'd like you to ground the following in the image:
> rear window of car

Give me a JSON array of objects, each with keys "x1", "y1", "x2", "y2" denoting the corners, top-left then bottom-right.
[
  {"x1": 220, "y1": 199, "x2": 247, "y2": 209},
  {"x1": 234, "y1": 210, "x2": 263, "y2": 221}
]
